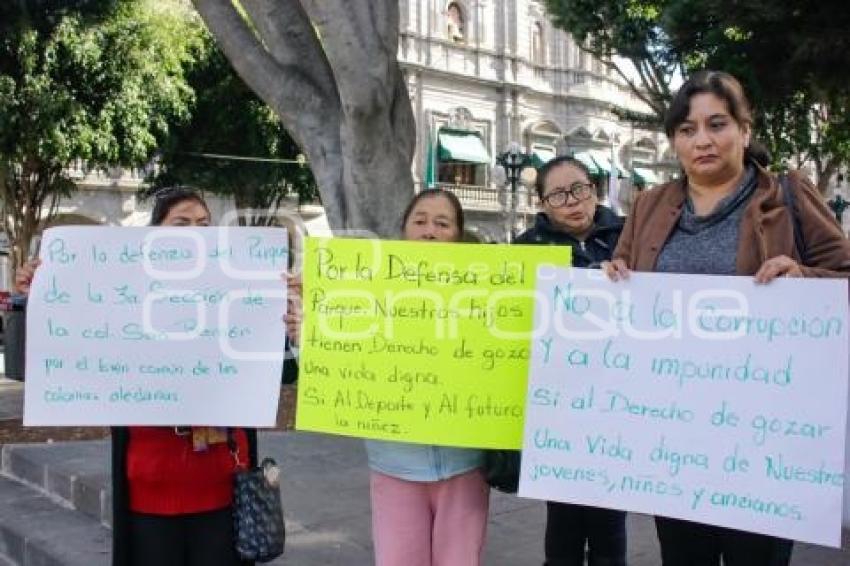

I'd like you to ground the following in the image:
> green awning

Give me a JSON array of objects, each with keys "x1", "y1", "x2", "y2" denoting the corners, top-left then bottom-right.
[
  {"x1": 571, "y1": 151, "x2": 600, "y2": 176},
  {"x1": 531, "y1": 147, "x2": 556, "y2": 168},
  {"x1": 587, "y1": 149, "x2": 625, "y2": 178},
  {"x1": 437, "y1": 130, "x2": 491, "y2": 164},
  {"x1": 633, "y1": 167, "x2": 660, "y2": 185},
  {"x1": 425, "y1": 134, "x2": 437, "y2": 188}
]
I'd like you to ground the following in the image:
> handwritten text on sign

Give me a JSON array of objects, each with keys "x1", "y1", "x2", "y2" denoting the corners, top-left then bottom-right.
[
  {"x1": 518, "y1": 269, "x2": 848, "y2": 547},
  {"x1": 24, "y1": 226, "x2": 287, "y2": 427},
  {"x1": 295, "y1": 238, "x2": 568, "y2": 448}
]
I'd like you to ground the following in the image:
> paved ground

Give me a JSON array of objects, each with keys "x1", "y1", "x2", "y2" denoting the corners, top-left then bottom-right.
[
  {"x1": 0, "y1": 378, "x2": 21, "y2": 419},
  {"x1": 1, "y1": 375, "x2": 849, "y2": 565}
]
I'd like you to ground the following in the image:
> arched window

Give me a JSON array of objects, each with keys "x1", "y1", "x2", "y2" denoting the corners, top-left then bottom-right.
[
  {"x1": 532, "y1": 22, "x2": 545, "y2": 64},
  {"x1": 447, "y1": 3, "x2": 465, "y2": 42}
]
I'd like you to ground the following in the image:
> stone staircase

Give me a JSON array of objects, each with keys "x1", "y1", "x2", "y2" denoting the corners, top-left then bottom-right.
[
  {"x1": 0, "y1": 442, "x2": 111, "y2": 566},
  {"x1": 0, "y1": 433, "x2": 379, "y2": 566},
  {"x1": 1, "y1": 435, "x2": 847, "y2": 566}
]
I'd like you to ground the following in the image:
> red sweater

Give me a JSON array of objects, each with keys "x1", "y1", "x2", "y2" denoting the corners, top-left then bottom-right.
[{"x1": 127, "y1": 427, "x2": 249, "y2": 515}]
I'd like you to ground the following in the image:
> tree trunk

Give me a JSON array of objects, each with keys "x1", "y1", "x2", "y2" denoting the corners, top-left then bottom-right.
[
  {"x1": 0, "y1": 161, "x2": 65, "y2": 286},
  {"x1": 192, "y1": 0, "x2": 416, "y2": 238},
  {"x1": 816, "y1": 159, "x2": 838, "y2": 195}
]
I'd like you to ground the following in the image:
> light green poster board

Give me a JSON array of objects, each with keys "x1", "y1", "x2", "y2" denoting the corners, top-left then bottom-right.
[{"x1": 296, "y1": 237, "x2": 570, "y2": 448}]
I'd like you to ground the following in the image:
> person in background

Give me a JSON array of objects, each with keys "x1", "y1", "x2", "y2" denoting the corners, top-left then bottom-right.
[
  {"x1": 516, "y1": 156, "x2": 627, "y2": 566},
  {"x1": 604, "y1": 70, "x2": 850, "y2": 565}
]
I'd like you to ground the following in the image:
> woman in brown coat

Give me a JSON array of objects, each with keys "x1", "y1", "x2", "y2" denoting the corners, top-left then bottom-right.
[{"x1": 604, "y1": 70, "x2": 850, "y2": 565}]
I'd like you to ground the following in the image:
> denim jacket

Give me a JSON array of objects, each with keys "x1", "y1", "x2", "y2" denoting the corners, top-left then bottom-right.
[{"x1": 365, "y1": 439, "x2": 484, "y2": 482}]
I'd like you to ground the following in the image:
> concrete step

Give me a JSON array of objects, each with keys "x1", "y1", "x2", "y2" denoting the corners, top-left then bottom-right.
[
  {"x1": 0, "y1": 473, "x2": 110, "y2": 566},
  {"x1": 2, "y1": 435, "x2": 847, "y2": 565},
  {"x1": 1, "y1": 441, "x2": 111, "y2": 527}
]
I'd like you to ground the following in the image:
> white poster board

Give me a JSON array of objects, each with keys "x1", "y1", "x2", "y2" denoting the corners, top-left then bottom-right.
[
  {"x1": 519, "y1": 268, "x2": 848, "y2": 547},
  {"x1": 24, "y1": 226, "x2": 287, "y2": 427}
]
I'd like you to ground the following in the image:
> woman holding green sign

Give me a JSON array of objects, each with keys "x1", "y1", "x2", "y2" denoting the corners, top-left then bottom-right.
[
  {"x1": 604, "y1": 71, "x2": 850, "y2": 564},
  {"x1": 516, "y1": 156, "x2": 628, "y2": 566},
  {"x1": 367, "y1": 189, "x2": 491, "y2": 566},
  {"x1": 286, "y1": 188, "x2": 491, "y2": 565}
]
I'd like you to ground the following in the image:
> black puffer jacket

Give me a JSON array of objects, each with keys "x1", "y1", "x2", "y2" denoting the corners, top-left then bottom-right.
[{"x1": 515, "y1": 205, "x2": 624, "y2": 267}]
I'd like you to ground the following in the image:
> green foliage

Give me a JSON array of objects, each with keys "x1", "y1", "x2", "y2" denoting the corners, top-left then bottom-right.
[
  {"x1": 0, "y1": 0, "x2": 195, "y2": 167},
  {"x1": 543, "y1": 0, "x2": 850, "y2": 188},
  {"x1": 543, "y1": 0, "x2": 680, "y2": 119},
  {"x1": 663, "y1": 0, "x2": 850, "y2": 185},
  {"x1": 150, "y1": 27, "x2": 318, "y2": 224},
  {"x1": 0, "y1": 0, "x2": 197, "y2": 267}
]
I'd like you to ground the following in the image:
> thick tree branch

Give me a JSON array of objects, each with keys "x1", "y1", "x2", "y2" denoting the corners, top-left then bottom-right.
[
  {"x1": 193, "y1": 0, "x2": 329, "y2": 125},
  {"x1": 311, "y1": 0, "x2": 399, "y2": 117},
  {"x1": 240, "y1": 0, "x2": 337, "y2": 102},
  {"x1": 197, "y1": 0, "x2": 414, "y2": 235},
  {"x1": 578, "y1": 43, "x2": 667, "y2": 120},
  {"x1": 193, "y1": 0, "x2": 347, "y2": 229},
  {"x1": 390, "y1": 66, "x2": 416, "y2": 165}
]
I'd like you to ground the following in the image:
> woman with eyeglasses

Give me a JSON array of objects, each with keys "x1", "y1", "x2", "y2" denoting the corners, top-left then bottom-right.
[{"x1": 515, "y1": 156, "x2": 627, "y2": 566}]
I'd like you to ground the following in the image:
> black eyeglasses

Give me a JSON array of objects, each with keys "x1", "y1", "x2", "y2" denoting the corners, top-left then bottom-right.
[{"x1": 541, "y1": 182, "x2": 594, "y2": 208}]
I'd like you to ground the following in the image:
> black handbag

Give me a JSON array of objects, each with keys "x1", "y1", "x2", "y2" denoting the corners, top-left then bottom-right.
[
  {"x1": 483, "y1": 449, "x2": 522, "y2": 493},
  {"x1": 229, "y1": 431, "x2": 285, "y2": 563}
]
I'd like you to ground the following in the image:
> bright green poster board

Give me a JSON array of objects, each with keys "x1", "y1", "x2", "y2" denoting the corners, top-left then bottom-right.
[{"x1": 295, "y1": 237, "x2": 570, "y2": 448}]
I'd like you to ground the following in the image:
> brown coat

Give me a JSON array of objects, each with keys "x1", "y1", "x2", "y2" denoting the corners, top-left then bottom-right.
[{"x1": 613, "y1": 164, "x2": 850, "y2": 277}]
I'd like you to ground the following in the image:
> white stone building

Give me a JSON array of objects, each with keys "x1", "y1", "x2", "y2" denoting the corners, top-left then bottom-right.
[{"x1": 399, "y1": 0, "x2": 674, "y2": 240}]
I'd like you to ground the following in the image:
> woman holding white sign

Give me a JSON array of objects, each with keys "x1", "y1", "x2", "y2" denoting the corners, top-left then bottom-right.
[
  {"x1": 516, "y1": 156, "x2": 628, "y2": 566},
  {"x1": 17, "y1": 188, "x2": 260, "y2": 566},
  {"x1": 116, "y1": 189, "x2": 261, "y2": 566},
  {"x1": 603, "y1": 71, "x2": 850, "y2": 565}
]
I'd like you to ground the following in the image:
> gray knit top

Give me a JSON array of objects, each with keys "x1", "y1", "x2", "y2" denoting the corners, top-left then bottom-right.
[{"x1": 655, "y1": 165, "x2": 758, "y2": 275}]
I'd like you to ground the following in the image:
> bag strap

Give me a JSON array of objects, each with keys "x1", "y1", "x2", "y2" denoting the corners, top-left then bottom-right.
[
  {"x1": 779, "y1": 173, "x2": 809, "y2": 265},
  {"x1": 226, "y1": 428, "x2": 244, "y2": 468}
]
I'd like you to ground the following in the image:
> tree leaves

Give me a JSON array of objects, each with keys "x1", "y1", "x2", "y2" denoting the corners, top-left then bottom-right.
[
  {"x1": 543, "y1": 0, "x2": 850, "y2": 190},
  {"x1": 0, "y1": 0, "x2": 197, "y2": 271},
  {"x1": 150, "y1": 28, "x2": 318, "y2": 221}
]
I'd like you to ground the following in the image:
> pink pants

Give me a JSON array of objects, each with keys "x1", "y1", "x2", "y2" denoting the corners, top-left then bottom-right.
[{"x1": 370, "y1": 469, "x2": 490, "y2": 566}]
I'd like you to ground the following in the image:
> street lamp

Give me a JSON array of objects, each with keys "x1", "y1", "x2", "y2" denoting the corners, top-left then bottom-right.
[
  {"x1": 496, "y1": 142, "x2": 533, "y2": 242},
  {"x1": 828, "y1": 194, "x2": 850, "y2": 225},
  {"x1": 827, "y1": 173, "x2": 849, "y2": 226}
]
